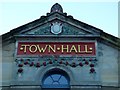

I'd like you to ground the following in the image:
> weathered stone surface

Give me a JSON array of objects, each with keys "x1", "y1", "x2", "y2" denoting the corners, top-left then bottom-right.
[{"x1": 98, "y1": 43, "x2": 118, "y2": 86}]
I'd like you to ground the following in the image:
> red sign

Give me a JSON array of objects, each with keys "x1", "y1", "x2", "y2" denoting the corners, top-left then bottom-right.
[{"x1": 17, "y1": 42, "x2": 96, "y2": 56}]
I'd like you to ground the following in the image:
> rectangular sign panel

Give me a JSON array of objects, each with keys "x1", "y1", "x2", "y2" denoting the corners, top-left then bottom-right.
[{"x1": 17, "y1": 42, "x2": 96, "y2": 56}]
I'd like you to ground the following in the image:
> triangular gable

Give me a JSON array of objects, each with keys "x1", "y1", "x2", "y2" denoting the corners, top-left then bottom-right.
[
  {"x1": 18, "y1": 17, "x2": 100, "y2": 36},
  {"x1": 2, "y1": 3, "x2": 120, "y2": 50}
]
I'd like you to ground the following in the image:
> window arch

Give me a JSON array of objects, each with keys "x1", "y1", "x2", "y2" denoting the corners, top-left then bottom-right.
[{"x1": 42, "y1": 68, "x2": 70, "y2": 89}]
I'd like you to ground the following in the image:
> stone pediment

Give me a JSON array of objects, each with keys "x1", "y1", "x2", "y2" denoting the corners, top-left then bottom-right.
[{"x1": 19, "y1": 19, "x2": 99, "y2": 36}]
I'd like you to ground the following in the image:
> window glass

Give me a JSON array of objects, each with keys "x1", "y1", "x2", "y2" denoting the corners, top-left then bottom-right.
[
  {"x1": 42, "y1": 70, "x2": 70, "y2": 88},
  {"x1": 44, "y1": 76, "x2": 53, "y2": 84}
]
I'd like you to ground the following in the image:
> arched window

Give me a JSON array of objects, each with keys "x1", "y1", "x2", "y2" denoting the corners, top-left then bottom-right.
[{"x1": 42, "y1": 68, "x2": 70, "y2": 89}]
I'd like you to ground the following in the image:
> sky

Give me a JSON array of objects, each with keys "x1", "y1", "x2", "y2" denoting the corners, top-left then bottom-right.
[{"x1": 0, "y1": 0, "x2": 119, "y2": 37}]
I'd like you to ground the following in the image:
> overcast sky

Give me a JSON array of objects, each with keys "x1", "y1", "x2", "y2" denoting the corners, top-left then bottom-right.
[{"x1": 0, "y1": 0, "x2": 119, "y2": 37}]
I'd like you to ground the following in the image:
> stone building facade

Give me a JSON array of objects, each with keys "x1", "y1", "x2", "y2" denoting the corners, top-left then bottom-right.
[{"x1": 1, "y1": 3, "x2": 120, "y2": 90}]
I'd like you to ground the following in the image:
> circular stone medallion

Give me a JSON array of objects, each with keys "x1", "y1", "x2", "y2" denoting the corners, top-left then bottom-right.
[{"x1": 51, "y1": 22, "x2": 62, "y2": 34}]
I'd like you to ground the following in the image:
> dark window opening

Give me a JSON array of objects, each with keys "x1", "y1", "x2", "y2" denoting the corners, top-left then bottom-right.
[{"x1": 42, "y1": 68, "x2": 70, "y2": 90}]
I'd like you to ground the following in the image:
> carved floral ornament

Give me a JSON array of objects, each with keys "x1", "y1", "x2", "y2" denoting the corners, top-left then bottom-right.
[{"x1": 16, "y1": 57, "x2": 97, "y2": 74}]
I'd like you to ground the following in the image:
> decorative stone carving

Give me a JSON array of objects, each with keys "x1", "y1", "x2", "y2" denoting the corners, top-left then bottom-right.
[
  {"x1": 15, "y1": 56, "x2": 97, "y2": 75},
  {"x1": 50, "y1": 3, "x2": 63, "y2": 13},
  {"x1": 50, "y1": 22, "x2": 62, "y2": 34}
]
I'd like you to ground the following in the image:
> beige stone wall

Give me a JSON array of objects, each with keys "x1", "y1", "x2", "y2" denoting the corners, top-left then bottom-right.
[
  {"x1": 2, "y1": 42, "x2": 15, "y2": 86},
  {"x1": 1, "y1": 40, "x2": 119, "y2": 88},
  {"x1": 98, "y1": 43, "x2": 118, "y2": 86}
]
